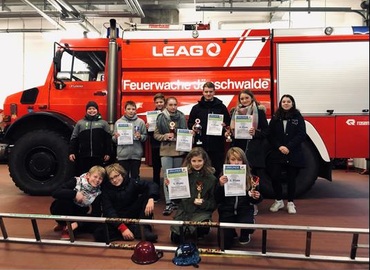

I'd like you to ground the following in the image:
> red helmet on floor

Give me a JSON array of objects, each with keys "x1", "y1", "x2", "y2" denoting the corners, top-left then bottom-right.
[{"x1": 131, "y1": 241, "x2": 163, "y2": 265}]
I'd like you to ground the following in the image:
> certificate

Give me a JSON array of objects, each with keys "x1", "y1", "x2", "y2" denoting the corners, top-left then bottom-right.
[
  {"x1": 206, "y1": 114, "x2": 224, "y2": 136},
  {"x1": 223, "y1": 164, "x2": 247, "y2": 197},
  {"x1": 146, "y1": 110, "x2": 160, "y2": 132},
  {"x1": 234, "y1": 115, "x2": 253, "y2": 139},
  {"x1": 117, "y1": 122, "x2": 133, "y2": 145},
  {"x1": 167, "y1": 167, "x2": 191, "y2": 200},
  {"x1": 176, "y1": 129, "x2": 193, "y2": 152}
]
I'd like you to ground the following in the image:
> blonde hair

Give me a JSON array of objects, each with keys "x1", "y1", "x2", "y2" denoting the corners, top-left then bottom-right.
[
  {"x1": 105, "y1": 163, "x2": 127, "y2": 178},
  {"x1": 225, "y1": 147, "x2": 252, "y2": 190},
  {"x1": 88, "y1": 165, "x2": 106, "y2": 178}
]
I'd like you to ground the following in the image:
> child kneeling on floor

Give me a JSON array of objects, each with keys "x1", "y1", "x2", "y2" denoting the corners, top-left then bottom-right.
[{"x1": 50, "y1": 165, "x2": 105, "y2": 240}]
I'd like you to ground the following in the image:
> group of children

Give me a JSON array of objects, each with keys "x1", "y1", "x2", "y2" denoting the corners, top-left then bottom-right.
[
  {"x1": 58, "y1": 81, "x2": 306, "y2": 250},
  {"x1": 51, "y1": 146, "x2": 260, "y2": 250}
]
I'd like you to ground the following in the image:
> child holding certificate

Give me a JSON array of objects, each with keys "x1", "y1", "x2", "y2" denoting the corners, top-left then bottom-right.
[
  {"x1": 215, "y1": 147, "x2": 262, "y2": 249},
  {"x1": 154, "y1": 97, "x2": 187, "y2": 216},
  {"x1": 226, "y1": 89, "x2": 269, "y2": 216},
  {"x1": 113, "y1": 100, "x2": 147, "y2": 179},
  {"x1": 169, "y1": 147, "x2": 217, "y2": 244}
]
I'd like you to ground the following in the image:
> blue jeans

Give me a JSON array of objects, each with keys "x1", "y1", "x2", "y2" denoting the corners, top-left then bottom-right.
[{"x1": 161, "y1": 156, "x2": 184, "y2": 204}]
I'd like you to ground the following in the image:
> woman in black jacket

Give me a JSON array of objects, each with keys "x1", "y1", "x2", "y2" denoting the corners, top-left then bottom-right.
[{"x1": 268, "y1": 94, "x2": 306, "y2": 214}]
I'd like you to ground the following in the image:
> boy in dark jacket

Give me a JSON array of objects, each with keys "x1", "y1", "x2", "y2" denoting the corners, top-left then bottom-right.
[
  {"x1": 188, "y1": 82, "x2": 231, "y2": 177},
  {"x1": 69, "y1": 101, "x2": 112, "y2": 176},
  {"x1": 94, "y1": 163, "x2": 159, "y2": 243}
]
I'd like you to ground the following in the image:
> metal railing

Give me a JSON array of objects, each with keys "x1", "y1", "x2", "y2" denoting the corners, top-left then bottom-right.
[{"x1": 0, "y1": 212, "x2": 368, "y2": 263}]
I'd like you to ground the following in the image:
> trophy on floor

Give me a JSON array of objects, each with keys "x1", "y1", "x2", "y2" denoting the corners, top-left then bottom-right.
[
  {"x1": 169, "y1": 121, "x2": 176, "y2": 141},
  {"x1": 194, "y1": 118, "x2": 202, "y2": 145},
  {"x1": 195, "y1": 181, "x2": 204, "y2": 204}
]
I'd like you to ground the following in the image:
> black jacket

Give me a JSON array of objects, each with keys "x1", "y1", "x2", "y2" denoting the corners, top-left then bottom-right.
[
  {"x1": 101, "y1": 177, "x2": 159, "y2": 226},
  {"x1": 268, "y1": 111, "x2": 306, "y2": 167},
  {"x1": 231, "y1": 108, "x2": 270, "y2": 168},
  {"x1": 69, "y1": 115, "x2": 112, "y2": 158},
  {"x1": 187, "y1": 97, "x2": 231, "y2": 152},
  {"x1": 214, "y1": 181, "x2": 262, "y2": 219}
]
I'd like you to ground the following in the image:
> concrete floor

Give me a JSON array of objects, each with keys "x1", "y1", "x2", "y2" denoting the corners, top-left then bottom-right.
[{"x1": 0, "y1": 163, "x2": 369, "y2": 269}]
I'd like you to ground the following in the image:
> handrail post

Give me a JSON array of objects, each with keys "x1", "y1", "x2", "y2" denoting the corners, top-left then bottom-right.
[
  {"x1": 350, "y1": 233, "x2": 359, "y2": 259},
  {"x1": 31, "y1": 219, "x2": 41, "y2": 241},
  {"x1": 65, "y1": 222, "x2": 75, "y2": 243},
  {"x1": 0, "y1": 217, "x2": 8, "y2": 239},
  {"x1": 262, "y1": 229, "x2": 267, "y2": 254},
  {"x1": 219, "y1": 228, "x2": 225, "y2": 251},
  {"x1": 305, "y1": 231, "x2": 312, "y2": 257}
]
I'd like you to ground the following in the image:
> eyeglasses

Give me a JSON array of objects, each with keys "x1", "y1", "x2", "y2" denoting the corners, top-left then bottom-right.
[{"x1": 109, "y1": 174, "x2": 121, "y2": 181}]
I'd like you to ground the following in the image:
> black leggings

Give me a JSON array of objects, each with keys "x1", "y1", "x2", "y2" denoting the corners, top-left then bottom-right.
[
  {"x1": 151, "y1": 147, "x2": 162, "y2": 186},
  {"x1": 119, "y1": 159, "x2": 142, "y2": 179},
  {"x1": 269, "y1": 163, "x2": 299, "y2": 202}
]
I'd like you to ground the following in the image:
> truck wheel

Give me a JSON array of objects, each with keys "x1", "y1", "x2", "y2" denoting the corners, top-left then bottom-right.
[
  {"x1": 8, "y1": 130, "x2": 73, "y2": 195},
  {"x1": 258, "y1": 141, "x2": 319, "y2": 199}
]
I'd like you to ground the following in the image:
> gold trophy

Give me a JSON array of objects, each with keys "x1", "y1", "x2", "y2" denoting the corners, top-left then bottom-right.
[
  {"x1": 194, "y1": 118, "x2": 202, "y2": 145},
  {"x1": 225, "y1": 126, "x2": 232, "y2": 143},
  {"x1": 169, "y1": 121, "x2": 176, "y2": 141},
  {"x1": 195, "y1": 181, "x2": 203, "y2": 204},
  {"x1": 251, "y1": 176, "x2": 260, "y2": 192}
]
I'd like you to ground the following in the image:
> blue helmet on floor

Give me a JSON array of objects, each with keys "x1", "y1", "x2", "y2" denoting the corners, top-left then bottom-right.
[{"x1": 172, "y1": 242, "x2": 201, "y2": 267}]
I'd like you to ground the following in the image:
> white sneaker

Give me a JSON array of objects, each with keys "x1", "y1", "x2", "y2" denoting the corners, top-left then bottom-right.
[
  {"x1": 269, "y1": 200, "x2": 284, "y2": 212},
  {"x1": 253, "y1": 205, "x2": 258, "y2": 216},
  {"x1": 287, "y1": 202, "x2": 297, "y2": 214}
]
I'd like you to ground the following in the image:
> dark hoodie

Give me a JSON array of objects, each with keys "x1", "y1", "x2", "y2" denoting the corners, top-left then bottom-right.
[
  {"x1": 187, "y1": 96, "x2": 231, "y2": 152},
  {"x1": 69, "y1": 113, "x2": 112, "y2": 158}
]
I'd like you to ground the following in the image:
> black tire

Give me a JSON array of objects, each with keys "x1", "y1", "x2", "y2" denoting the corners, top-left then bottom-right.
[
  {"x1": 258, "y1": 141, "x2": 319, "y2": 199},
  {"x1": 8, "y1": 130, "x2": 74, "y2": 195}
]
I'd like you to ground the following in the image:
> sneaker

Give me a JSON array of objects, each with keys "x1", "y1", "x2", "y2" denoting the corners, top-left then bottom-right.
[
  {"x1": 60, "y1": 229, "x2": 70, "y2": 241},
  {"x1": 163, "y1": 204, "x2": 173, "y2": 216},
  {"x1": 287, "y1": 201, "x2": 297, "y2": 214},
  {"x1": 171, "y1": 202, "x2": 178, "y2": 210},
  {"x1": 53, "y1": 224, "x2": 65, "y2": 232},
  {"x1": 270, "y1": 200, "x2": 284, "y2": 212},
  {"x1": 239, "y1": 234, "x2": 251, "y2": 245},
  {"x1": 253, "y1": 205, "x2": 258, "y2": 216}
]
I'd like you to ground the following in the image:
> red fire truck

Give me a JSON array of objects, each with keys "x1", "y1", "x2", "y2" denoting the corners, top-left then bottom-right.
[{"x1": 0, "y1": 19, "x2": 368, "y2": 196}]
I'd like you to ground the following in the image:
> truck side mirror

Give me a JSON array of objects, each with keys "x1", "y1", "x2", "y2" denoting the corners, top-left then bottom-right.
[{"x1": 54, "y1": 80, "x2": 66, "y2": 90}]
